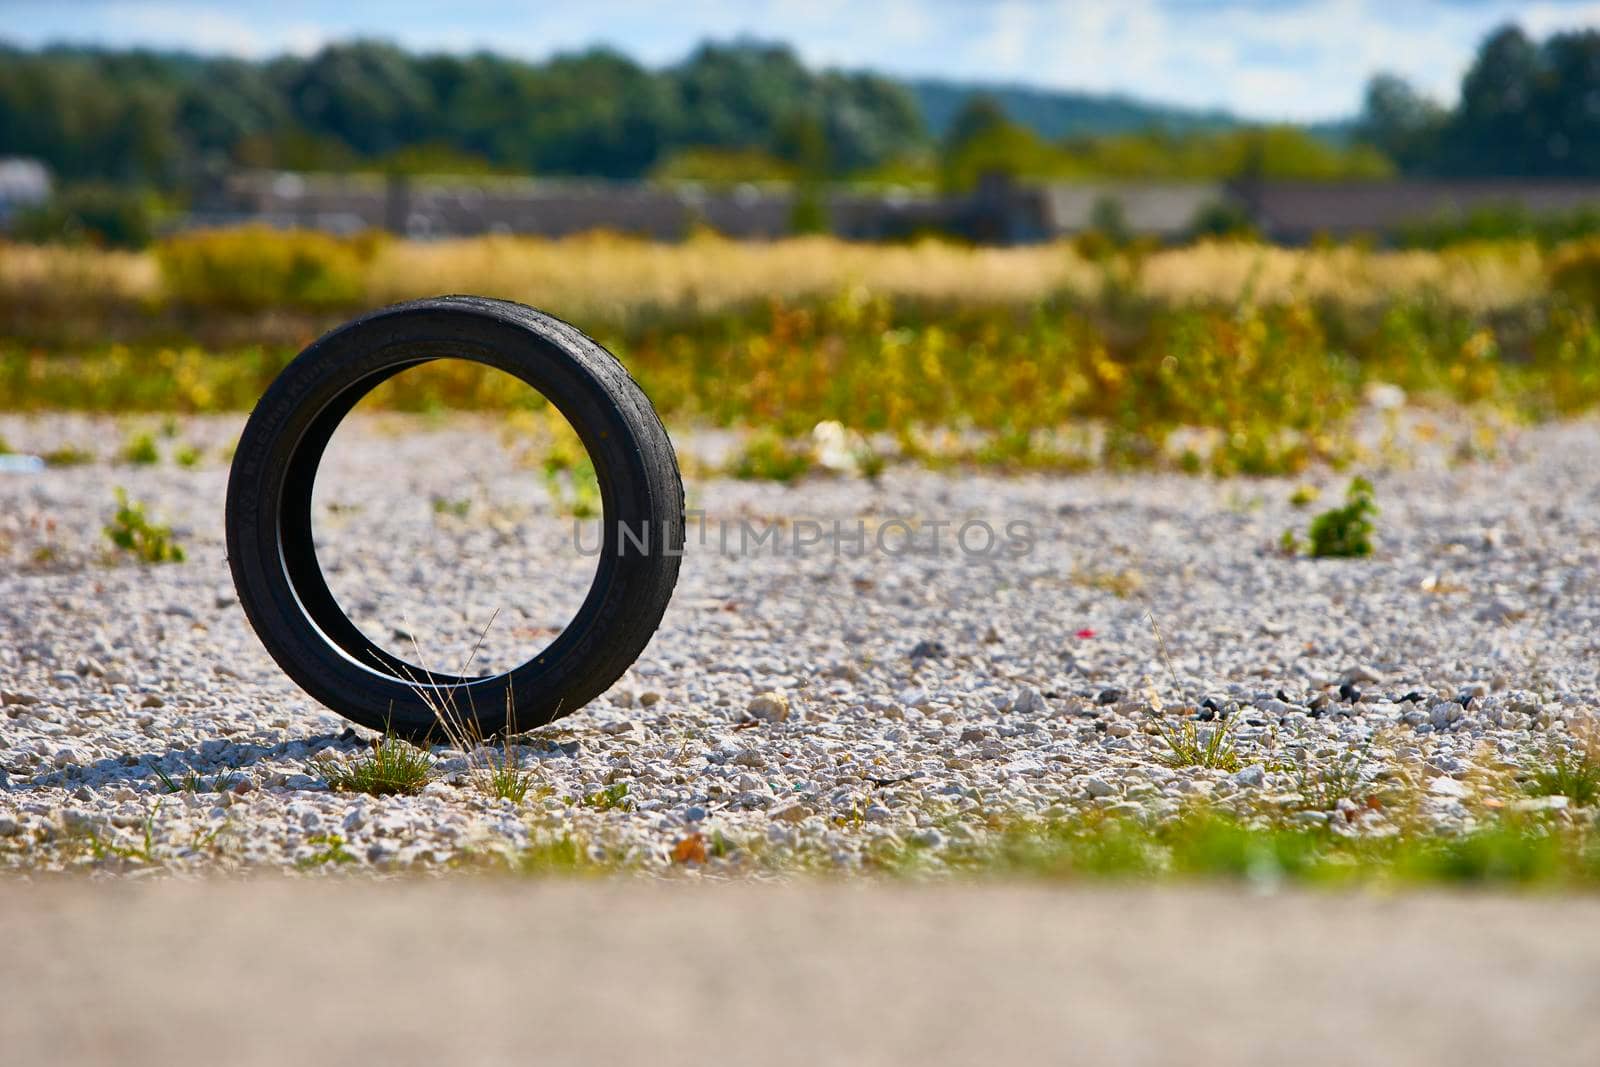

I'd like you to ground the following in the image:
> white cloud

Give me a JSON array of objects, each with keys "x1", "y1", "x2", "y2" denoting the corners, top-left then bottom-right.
[
  {"x1": 1519, "y1": 1, "x2": 1600, "y2": 38},
  {"x1": 98, "y1": 3, "x2": 326, "y2": 57}
]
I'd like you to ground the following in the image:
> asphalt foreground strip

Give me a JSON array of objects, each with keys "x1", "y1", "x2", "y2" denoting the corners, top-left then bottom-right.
[{"x1": 3, "y1": 881, "x2": 1599, "y2": 1066}]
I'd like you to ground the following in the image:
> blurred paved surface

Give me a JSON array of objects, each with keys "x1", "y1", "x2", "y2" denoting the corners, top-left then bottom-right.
[{"x1": 3, "y1": 879, "x2": 1599, "y2": 1065}]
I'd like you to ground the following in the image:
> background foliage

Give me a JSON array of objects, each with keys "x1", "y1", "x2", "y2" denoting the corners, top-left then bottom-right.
[{"x1": 2, "y1": 23, "x2": 1597, "y2": 200}]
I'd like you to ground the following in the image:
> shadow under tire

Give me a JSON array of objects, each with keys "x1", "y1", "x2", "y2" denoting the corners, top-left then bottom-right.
[{"x1": 225, "y1": 296, "x2": 683, "y2": 741}]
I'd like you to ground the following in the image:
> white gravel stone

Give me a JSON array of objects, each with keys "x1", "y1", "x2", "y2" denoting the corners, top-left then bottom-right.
[
  {"x1": 746, "y1": 692, "x2": 790, "y2": 723},
  {"x1": 1233, "y1": 766, "x2": 1267, "y2": 789},
  {"x1": 1010, "y1": 687, "x2": 1048, "y2": 715},
  {"x1": 770, "y1": 803, "x2": 812, "y2": 823}
]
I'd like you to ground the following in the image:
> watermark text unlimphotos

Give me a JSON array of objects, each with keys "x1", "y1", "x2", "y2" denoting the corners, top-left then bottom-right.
[{"x1": 573, "y1": 511, "x2": 1035, "y2": 559}]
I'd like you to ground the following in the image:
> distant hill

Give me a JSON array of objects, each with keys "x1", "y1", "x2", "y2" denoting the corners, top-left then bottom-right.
[{"x1": 908, "y1": 79, "x2": 1242, "y2": 140}]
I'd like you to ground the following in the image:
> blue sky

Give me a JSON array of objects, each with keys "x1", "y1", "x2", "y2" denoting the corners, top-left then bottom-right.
[{"x1": 4, "y1": 1, "x2": 1599, "y2": 121}]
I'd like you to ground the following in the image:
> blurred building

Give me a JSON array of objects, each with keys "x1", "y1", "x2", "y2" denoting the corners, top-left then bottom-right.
[
  {"x1": 199, "y1": 172, "x2": 796, "y2": 240},
  {"x1": 1038, "y1": 181, "x2": 1227, "y2": 240},
  {"x1": 0, "y1": 158, "x2": 52, "y2": 225},
  {"x1": 1238, "y1": 180, "x2": 1600, "y2": 243},
  {"x1": 190, "y1": 169, "x2": 1600, "y2": 245}
]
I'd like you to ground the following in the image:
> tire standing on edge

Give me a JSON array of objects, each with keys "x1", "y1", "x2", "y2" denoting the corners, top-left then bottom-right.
[{"x1": 225, "y1": 296, "x2": 684, "y2": 740}]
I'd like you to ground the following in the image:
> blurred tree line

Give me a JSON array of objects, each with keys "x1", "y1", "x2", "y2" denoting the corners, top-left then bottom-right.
[
  {"x1": 0, "y1": 39, "x2": 922, "y2": 189},
  {"x1": 929, "y1": 95, "x2": 1393, "y2": 191},
  {"x1": 2, "y1": 23, "x2": 1597, "y2": 247},
  {"x1": 1359, "y1": 25, "x2": 1600, "y2": 177}
]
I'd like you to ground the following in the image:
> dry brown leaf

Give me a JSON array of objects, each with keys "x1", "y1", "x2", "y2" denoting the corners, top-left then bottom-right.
[{"x1": 671, "y1": 833, "x2": 707, "y2": 865}]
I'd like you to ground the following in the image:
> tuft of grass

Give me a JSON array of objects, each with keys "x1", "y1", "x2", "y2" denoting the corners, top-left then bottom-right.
[
  {"x1": 1524, "y1": 746, "x2": 1600, "y2": 807},
  {"x1": 1307, "y1": 476, "x2": 1377, "y2": 558},
  {"x1": 312, "y1": 733, "x2": 434, "y2": 797},
  {"x1": 389, "y1": 618, "x2": 544, "y2": 805},
  {"x1": 1394, "y1": 821, "x2": 1579, "y2": 886},
  {"x1": 105, "y1": 488, "x2": 185, "y2": 563},
  {"x1": 950, "y1": 807, "x2": 1600, "y2": 890},
  {"x1": 43, "y1": 444, "x2": 94, "y2": 466},
  {"x1": 480, "y1": 749, "x2": 538, "y2": 804},
  {"x1": 465, "y1": 694, "x2": 543, "y2": 806},
  {"x1": 1156, "y1": 715, "x2": 1242, "y2": 771},
  {"x1": 1288, "y1": 484, "x2": 1321, "y2": 508},
  {"x1": 511, "y1": 835, "x2": 611, "y2": 875},
  {"x1": 298, "y1": 833, "x2": 358, "y2": 868},
  {"x1": 578, "y1": 782, "x2": 633, "y2": 811},
  {"x1": 542, "y1": 456, "x2": 600, "y2": 519},
  {"x1": 855, "y1": 442, "x2": 888, "y2": 481},
  {"x1": 119, "y1": 431, "x2": 160, "y2": 465},
  {"x1": 1287, "y1": 735, "x2": 1380, "y2": 811},
  {"x1": 1071, "y1": 565, "x2": 1143, "y2": 598},
  {"x1": 78, "y1": 803, "x2": 163, "y2": 866},
  {"x1": 173, "y1": 443, "x2": 202, "y2": 468},
  {"x1": 151, "y1": 765, "x2": 238, "y2": 794},
  {"x1": 728, "y1": 432, "x2": 814, "y2": 483}
]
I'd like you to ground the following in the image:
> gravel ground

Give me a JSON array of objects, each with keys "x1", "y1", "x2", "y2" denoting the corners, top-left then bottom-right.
[
  {"x1": 1, "y1": 411, "x2": 1598, "y2": 873},
  {"x1": 5, "y1": 878, "x2": 1600, "y2": 1066}
]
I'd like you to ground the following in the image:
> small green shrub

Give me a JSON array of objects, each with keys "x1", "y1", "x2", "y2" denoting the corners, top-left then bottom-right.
[
  {"x1": 43, "y1": 445, "x2": 94, "y2": 466},
  {"x1": 174, "y1": 444, "x2": 202, "y2": 468},
  {"x1": 1551, "y1": 237, "x2": 1600, "y2": 308},
  {"x1": 312, "y1": 734, "x2": 434, "y2": 797},
  {"x1": 155, "y1": 226, "x2": 381, "y2": 311},
  {"x1": 1288, "y1": 484, "x2": 1320, "y2": 508},
  {"x1": 105, "y1": 489, "x2": 185, "y2": 563},
  {"x1": 1188, "y1": 200, "x2": 1258, "y2": 242},
  {"x1": 1307, "y1": 476, "x2": 1377, "y2": 558},
  {"x1": 11, "y1": 183, "x2": 160, "y2": 249},
  {"x1": 120, "y1": 431, "x2": 160, "y2": 465},
  {"x1": 729, "y1": 432, "x2": 814, "y2": 482}
]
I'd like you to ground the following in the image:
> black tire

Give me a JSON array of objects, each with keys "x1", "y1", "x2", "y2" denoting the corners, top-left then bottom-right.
[{"x1": 225, "y1": 296, "x2": 683, "y2": 741}]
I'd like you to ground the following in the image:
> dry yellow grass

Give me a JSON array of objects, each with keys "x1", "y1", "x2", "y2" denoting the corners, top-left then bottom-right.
[
  {"x1": 1139, "y1": 240, "x2": 1545, "y2": 312},
  {"x1": 0, "y1": 232, "x2": 1554, "y2": 321},
  {"x1": 366, "y1": 232, "x2": 1102, "y2": 317},
  {"x1": 0, "y1": 241, "x2": 158, "y2": 309}
]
